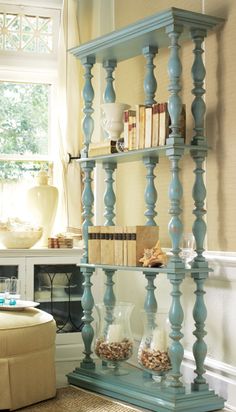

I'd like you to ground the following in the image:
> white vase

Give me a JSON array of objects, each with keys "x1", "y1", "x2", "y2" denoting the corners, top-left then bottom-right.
[
  {"x1": 27, "y1": 171, "x2": 59, "y2": 247},
  {"x1": 101, "y1": 102, "x2": 130, "y2": 141}
]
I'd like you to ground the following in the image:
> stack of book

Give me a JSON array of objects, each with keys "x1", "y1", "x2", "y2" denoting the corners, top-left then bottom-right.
[
  {"x1": 88, "y1": 225, "x2": 159, "y2": 266},
  {"x1": 123, "y1": 103, "x2": 186, "y2": 151},
  {"x1": 48, "y1": 234, "x2": 73, "y2": 248},
  {"x1": 88, "y1": 140, "x2": 118, "y2": 157}
]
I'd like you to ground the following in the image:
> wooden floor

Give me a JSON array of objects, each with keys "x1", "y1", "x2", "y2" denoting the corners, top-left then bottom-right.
[{"x1": 56, "y1": 360, "x2": 230, "y2": 412}]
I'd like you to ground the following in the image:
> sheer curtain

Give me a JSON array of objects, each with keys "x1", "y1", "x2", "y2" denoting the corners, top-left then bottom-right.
[
  {"x1": 55, "y1": 0, "x2": 114, "y2": 233},
  {"x1": 54, "y1": 0, "x2": 82, "y2": 233}
]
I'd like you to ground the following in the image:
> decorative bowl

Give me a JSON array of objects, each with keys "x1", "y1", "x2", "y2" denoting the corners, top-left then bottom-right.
[{"x1": 0, "y1": 229, "x2": 43, "y2": 249}]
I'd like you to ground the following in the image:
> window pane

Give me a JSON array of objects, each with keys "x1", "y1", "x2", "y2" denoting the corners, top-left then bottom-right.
[
  {"x1": 0, "y1": 161, "x2": 45, "y2": 181},
  {"x1": 23, "y1": 15, "x2": 36, "y2": 32},
  {"x1": 0, "y1": 82, "x2": 49, "y2": 156},
  {"x1": 0, "y1": 161, "x2": 50, "y2": 220},
  {"x1": 0, "y1": 12, "x2": 54, "y2": 54},
  {"x1": 23, "y1": 36, "x2": 36, "y2": 52}
]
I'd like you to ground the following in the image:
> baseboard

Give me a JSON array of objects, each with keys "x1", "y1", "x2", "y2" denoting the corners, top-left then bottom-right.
[
  {"x1": 56, "y1": 343, "x2": 83, "y2": 362},
  {"x1": 55, "y1": 333, "x2": 83, "y2": 362},
  {"x1": 128, "y1": 337, "x2": 236, "y2": 411},
  {"x1": 183, "y1": 350, "x2": 236, "y2": 411}
]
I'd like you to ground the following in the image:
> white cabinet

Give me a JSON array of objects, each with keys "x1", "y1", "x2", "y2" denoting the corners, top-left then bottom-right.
[{"x1": 0, "y1": 248, "x2": 84, "y2": 360}]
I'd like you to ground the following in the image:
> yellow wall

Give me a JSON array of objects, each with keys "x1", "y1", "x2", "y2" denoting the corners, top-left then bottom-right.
[
  {"x1": 109, "y1": 0, "x2": 236, "y2": 367},
  {"x1": 114, "y1": 0, "x2": 235, "y2": 252}
]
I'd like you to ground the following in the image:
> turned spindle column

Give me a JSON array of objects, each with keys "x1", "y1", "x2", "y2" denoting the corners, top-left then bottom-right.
[
  {"x1": 103, "y1": 59, "x2": 117, "y2": 103},
  {"x1": 79, "y1": 267, "x2": 96, "y2": 369},
  {"x1": 143, "y1": 156, "x2": 158, "y2": 226},
  {"x1": 103, "y1": 162, "x2": 117, "y2": 226},
  {"x1": 81, "y1": 56, "x2": 95, "y2": 158},
  {"x1": 190, "y1": 27, "x2": 209, "y2": 391},
  {"x1": 166, "y1": 24, "x2": 185, "y2": 393},
  {"x1": 143, "y1": 46, "x2": 158, "y2": 106}
]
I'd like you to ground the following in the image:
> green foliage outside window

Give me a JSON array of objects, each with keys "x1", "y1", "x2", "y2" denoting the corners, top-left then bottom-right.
[{"x1": 0, "y1": 81, "x2": 49, "y2": 181}]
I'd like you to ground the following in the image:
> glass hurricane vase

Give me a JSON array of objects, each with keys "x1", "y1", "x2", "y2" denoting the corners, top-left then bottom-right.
[
  {"x1": 95, "y1": 302, "x2": 134, "y2": 375},
  {"x1": 138, "y1": 311, "x2": 171, "y2": 382}
]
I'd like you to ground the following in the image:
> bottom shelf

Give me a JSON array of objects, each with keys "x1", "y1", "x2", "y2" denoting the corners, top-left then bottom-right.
[{"x1": 67, "y1": 362, "x2": 225, "y2": 412}]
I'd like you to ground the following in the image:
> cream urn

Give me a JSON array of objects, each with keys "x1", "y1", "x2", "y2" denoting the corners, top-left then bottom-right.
[{"x1": 27, "y1": 171, "x2": 59, "y2": 247}]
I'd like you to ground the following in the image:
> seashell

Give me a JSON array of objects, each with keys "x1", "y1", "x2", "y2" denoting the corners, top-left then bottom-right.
[{"x1": 139, "y1": 241, "x2": 167, "y2": 267}]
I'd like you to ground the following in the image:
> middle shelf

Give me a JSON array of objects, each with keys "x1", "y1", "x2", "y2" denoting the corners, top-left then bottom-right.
[
  {"x1": 79, "y1": 263, "x2": 212, "y2": 274},
  {"x1": 78, "y1": 143, "x2": 208, "y2": 164}
]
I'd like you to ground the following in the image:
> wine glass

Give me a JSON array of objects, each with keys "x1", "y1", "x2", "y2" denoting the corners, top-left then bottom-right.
[
  {"x1": 181, "y1": 233, "x2": 195, "y2": 268},
  {"x1": 0, "y1": 277, "x2": 9, "y2": 305},
  {"x1": 5, "y1": 277, "x2": 21, "y2": 305}
]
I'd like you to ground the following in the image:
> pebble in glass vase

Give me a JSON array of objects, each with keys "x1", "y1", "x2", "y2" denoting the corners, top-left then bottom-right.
[
  {"x1": 27, "y1": 171, "x2": 59, "y2": 247},
  {"x1": 95, "y1": 302, "x2": 134, "y2": 375},
  {"x1": 138, "y1": 311, "x2": 171, "y2": 382}
]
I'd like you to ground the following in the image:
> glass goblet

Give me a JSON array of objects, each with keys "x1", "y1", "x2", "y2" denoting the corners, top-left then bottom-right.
[
  {"x1": 0, "y1": 277, "x2": 9, "y2": 305},
  {"x1": 181, "y1": 233, "x2": 195, "y2": 268},
  {"x1": 5, "y1": 277, "x2": 21, "y2": 304}
]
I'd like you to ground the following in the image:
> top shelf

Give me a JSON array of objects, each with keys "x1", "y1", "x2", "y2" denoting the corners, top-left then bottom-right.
[{"x1": 70, "y1": 7, "x2": 224, "y2": 62}]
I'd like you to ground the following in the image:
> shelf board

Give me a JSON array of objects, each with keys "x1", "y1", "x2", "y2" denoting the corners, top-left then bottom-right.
[
  {"x1": 70, "y1": 8, "x2": 224, "y2": 63},
  {"x1": 67, "y1": 362, "x2": 224, "y2": 412},
  {"x1": 79, "y1": 263, "x2": 212, "y2": 274},
  {"x1": 78, "y1": 144, "x2": 208, "y2": 164}
]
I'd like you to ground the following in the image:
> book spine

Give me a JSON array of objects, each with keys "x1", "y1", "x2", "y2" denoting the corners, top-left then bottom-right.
[
  {"x1": 131, "y1": 114, "x2": 137, "y2": 150},
  {"x1": 159, "y1": 102, "x2": 168, "y2": 146},
  {"x1": 144, "y1": 106, "x2": 153, "y2": 148},
  {"x1": 100, "y1": 226, "x2": 114, "y2": 265},
  {"x1": 123, "y1": 227, "x2": 128, "y2": 266},
  {"x1": 88, "y1": 226, "x2": 101, "y2": 264},
  {"x1": 128, "y1": 110, "x2": 136, "y2": 151},
  {"x1": 135, "y1": 104, "x2": 140, "y2": 149},
  {"x1": 127, "y1": 226, "x2": 137, "y2": 266},
  {"x1": 152, "y1": 103, "x2": 159, "y2": 147},
  {"x1": 123, "y1": 110, "x2": 129, "y2": 151},
  {"x1": 139, "y1": 105, "x2": 145, "y2": 149},
  {"x1": 114, "y1": 226, "x2": 124, "y2": 266}
]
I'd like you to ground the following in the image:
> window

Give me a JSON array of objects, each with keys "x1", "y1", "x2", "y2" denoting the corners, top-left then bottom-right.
[
  {"x1": 0, "y1": 2, "x2": 61, "y2": 222},
  {"x1": 0, "y1": 80, "x2": 52, "y2": 219},
  {"x1": 0, "y1": 12, "x2": 53, "y2": 53}
]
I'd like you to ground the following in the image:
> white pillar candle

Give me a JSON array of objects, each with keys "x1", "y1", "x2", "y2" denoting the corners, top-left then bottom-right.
[
  {"x1": 150, "y1": 329, "x2": 166, "y2": 352},
  {"x1": 107, "y1": 324, "x2": 122, "y2": 343}
]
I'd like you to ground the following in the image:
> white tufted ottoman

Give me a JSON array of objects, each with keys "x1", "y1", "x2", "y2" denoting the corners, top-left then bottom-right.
[{"x1": 0, "y1": 307, "x2": 56, "y2": 410}]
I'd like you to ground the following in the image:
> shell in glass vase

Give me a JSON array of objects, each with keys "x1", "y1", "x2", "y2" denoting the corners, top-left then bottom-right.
[
  {"x1": 95, "y1": 302, "x2": 134, "y2": 375},
  {"x1": 138, "y1": 311, "x2": 171, "y2": 382}
]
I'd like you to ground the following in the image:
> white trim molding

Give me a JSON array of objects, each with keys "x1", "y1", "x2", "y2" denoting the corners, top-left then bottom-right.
[
  {"x1": 128, "y1": 336, "x2": 236, "y2": 411},
  {"x1": 204, "y1": 251, "x2": 236, "y2": 282},
  {"x1": 183, "y1": 350, "x2": 236, "y2": 411}
]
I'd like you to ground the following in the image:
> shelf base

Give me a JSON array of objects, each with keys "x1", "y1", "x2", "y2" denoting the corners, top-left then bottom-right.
[{"x1": 67, "y1": 363, "x2": 225, "y2": 412}]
